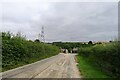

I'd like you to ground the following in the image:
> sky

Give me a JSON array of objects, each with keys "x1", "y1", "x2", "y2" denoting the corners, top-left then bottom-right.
[{"x1": 0, "y1": 0, "x2": 119, "y2": 42}]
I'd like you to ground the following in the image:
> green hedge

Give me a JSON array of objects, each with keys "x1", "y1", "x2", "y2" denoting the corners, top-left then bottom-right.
[
  {"x1": 2, "y1": 32, "x2": 60, "y2": 71},
  {"x1": 78, "y1": 42, "x2": 120, "y2": 78}
]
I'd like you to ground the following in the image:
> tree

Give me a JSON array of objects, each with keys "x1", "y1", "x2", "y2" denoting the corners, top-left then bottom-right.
[
  {"x1": 109, "y1": 41, "x2": 112, "y2": 43},
  {"x1": 34, "y1": 39, "x2": 40, "y2": 42},
  {"x1": 2, "y1": 32, "x2": 11, "y2": 40},
  {"x1": 88, "y1": 41, "x2": 93, "y2": 44},
  {"x1": 16, "y1": 31, "x2": 21, "y2": 37}
]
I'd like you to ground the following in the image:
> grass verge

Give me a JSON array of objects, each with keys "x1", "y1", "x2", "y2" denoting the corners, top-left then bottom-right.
[{"x1": 76, "y1": 55, "x2": 110, "y2": 78}]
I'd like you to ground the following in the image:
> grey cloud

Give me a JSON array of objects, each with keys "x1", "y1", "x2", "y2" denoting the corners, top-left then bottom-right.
[{"x1": 1, "y1": 2, "x2": 118, "y2": 42}]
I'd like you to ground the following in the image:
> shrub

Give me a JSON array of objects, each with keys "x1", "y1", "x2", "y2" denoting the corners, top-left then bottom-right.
[
  {"x1": 78, "y1": 42, "x2": 120, "y2": 78},
  {"x1": 2, "y1": 32, "x2": 60, "y2": 71}
]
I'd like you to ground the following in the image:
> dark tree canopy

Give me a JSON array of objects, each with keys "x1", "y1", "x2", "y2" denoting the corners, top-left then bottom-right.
[
  {"x1": 34, "y1": 39, "x2": 40, "y2": 42},
  {"x1": 88, "y1": 41, "x2": 93, "y2": 44}
]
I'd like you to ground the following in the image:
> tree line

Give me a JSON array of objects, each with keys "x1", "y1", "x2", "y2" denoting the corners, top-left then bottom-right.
[{"x1": 52, "y1": 41, "x2": 95, "y2": 53}]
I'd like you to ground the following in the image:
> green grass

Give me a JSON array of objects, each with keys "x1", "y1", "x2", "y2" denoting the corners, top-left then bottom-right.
[{"x1": 76, "y1": 55, "x2": 110, "y2": 78}]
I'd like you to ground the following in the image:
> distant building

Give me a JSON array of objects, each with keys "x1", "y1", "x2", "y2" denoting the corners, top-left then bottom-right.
[
  {"x1": 61, "y1": 49, "x2": 65, "y2": 53},
  {"x1": 72, "y1": 48, "x2": 78, "y2": 53},
  {"x1": 61, "y1": 49, "x2": 68, "y2": 53}
]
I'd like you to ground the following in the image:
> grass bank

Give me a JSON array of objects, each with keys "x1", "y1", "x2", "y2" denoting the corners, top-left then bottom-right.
[{"x1": 76, "y1": 55, "x2": 110, "y2": 78}]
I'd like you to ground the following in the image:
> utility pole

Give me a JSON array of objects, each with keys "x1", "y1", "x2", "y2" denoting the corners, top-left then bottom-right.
[
  {"x1": 41, "y1": 26, "x2": 45, "y2": 54},
  {"x1": 38, "y1": 33, "x2": 41, "y2": 42},
  {"x1": 41, "y1": 26, "x2": 45, "y2": 43},
  {"x1": 37, "y1": 26, "x2": 45, "y2": 42}
]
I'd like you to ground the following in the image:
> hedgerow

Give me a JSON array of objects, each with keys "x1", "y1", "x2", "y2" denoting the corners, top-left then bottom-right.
[
  {"x1": 2, "y1": 32, "x2": 60, "y2": 71},
  {"x1": 78, "y1": 42, "x2": 120, "y2": 78}
]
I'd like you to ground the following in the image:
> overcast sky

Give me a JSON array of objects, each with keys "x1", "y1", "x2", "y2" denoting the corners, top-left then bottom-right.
[{"x1": 0, "y1": 0, "x2": 119, "y2": 42}]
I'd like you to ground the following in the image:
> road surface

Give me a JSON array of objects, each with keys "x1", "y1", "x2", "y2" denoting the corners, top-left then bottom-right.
[{"x1": 1, "y1": 53, "x2": 81, "y2": 78}]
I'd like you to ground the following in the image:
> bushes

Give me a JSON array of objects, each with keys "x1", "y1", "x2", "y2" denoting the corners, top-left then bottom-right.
[
  {"x1": 78, "y1": 42, "x2": 120, "y2": 78},
  {"x1": 52, "y1": 42, "x2": 95, "y2": 53},
  {"x1": 2, "y1": 32, "x2": 60, "y2": 71},
  {"x1": 77, "y1": 56, "x2": 109, "y2": 78}
]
